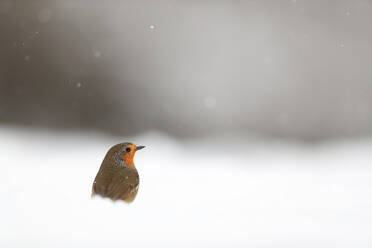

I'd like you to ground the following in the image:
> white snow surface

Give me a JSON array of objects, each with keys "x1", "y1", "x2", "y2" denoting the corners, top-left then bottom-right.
[{"x1": 1, "y1": 126, "x2": 372, "y2": 247}]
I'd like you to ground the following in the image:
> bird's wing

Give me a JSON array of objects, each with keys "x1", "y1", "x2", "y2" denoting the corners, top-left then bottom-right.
[
  {"x1": 92, "y1": 165, "x2": 139, "y2": 203},
  {"x1": 108, "y1": 178, "x2": 139, "y2": 203}
]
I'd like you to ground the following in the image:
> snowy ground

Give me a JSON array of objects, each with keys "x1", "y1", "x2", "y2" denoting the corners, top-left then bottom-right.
[{"x1": 1, "y1": 126, "x2": 372, "y2": 247}]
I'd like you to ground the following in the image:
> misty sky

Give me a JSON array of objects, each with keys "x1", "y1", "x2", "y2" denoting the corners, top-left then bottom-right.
[{"x1": 1, "y1": 0, "x2": 372, "y2": 141}]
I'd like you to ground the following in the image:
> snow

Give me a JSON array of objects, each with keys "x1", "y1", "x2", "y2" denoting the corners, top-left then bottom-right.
[{"x1": 1, "y1": 126, "x2": 372, "y2": 247}]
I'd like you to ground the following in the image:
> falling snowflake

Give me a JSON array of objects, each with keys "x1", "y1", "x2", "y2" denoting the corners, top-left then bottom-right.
[
  {"x1": 204, "y1": 96, "x2": 217, "y2": 109},
  {"x1": 93, "y1": 50, "x2": 101, "y2": 58},
  {"x1": 38, "y1": 8, "x2": 52, "y2": 23},
  {"x1": 263, "y1": 56, "x2": 272, "y2": 64},
  {"x1": 76, "y1": 82, "x2": 82, "y2": 88},
  {"x1": 149, "y1": 25, "x2": 155, "y2": 30}
]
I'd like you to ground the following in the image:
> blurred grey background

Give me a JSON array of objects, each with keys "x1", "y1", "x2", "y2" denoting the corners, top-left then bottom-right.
[{"x1": 1, "y1": 0, "x2": 372, "y2": 141}]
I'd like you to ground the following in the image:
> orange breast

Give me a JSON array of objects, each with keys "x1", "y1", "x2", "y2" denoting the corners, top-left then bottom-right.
[{"x1": 123, "y1": 144, "x2": 137, "y2": 167}]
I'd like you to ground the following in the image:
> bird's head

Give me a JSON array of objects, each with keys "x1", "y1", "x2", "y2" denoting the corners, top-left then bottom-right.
[{"x1": 108, "y1": 142, "x2": 145, "y2": 167}]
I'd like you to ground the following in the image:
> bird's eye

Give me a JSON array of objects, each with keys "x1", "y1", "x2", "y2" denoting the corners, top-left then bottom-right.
[{"x1": 125, "y1": 147, "x2": 131, "y2": 152}]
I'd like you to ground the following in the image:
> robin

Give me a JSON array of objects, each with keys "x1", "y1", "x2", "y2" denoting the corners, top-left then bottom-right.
[{"x1": 91, "y1": 143, "x2": 145, "y2": 203}]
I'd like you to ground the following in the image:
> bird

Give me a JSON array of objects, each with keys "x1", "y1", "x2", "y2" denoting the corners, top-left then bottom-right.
[{"x1": 91, "y1": 142, "x2": 145, "y2": 203}]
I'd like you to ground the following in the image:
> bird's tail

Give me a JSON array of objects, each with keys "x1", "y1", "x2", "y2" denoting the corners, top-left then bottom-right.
[{"x1": 91, "y1": 182, "x2": 96, "y2": 198}]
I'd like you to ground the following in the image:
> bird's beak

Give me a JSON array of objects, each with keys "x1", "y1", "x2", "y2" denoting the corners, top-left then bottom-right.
[{"x1": 136, "y1": 146, "x2": 145, "y2": 151}]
